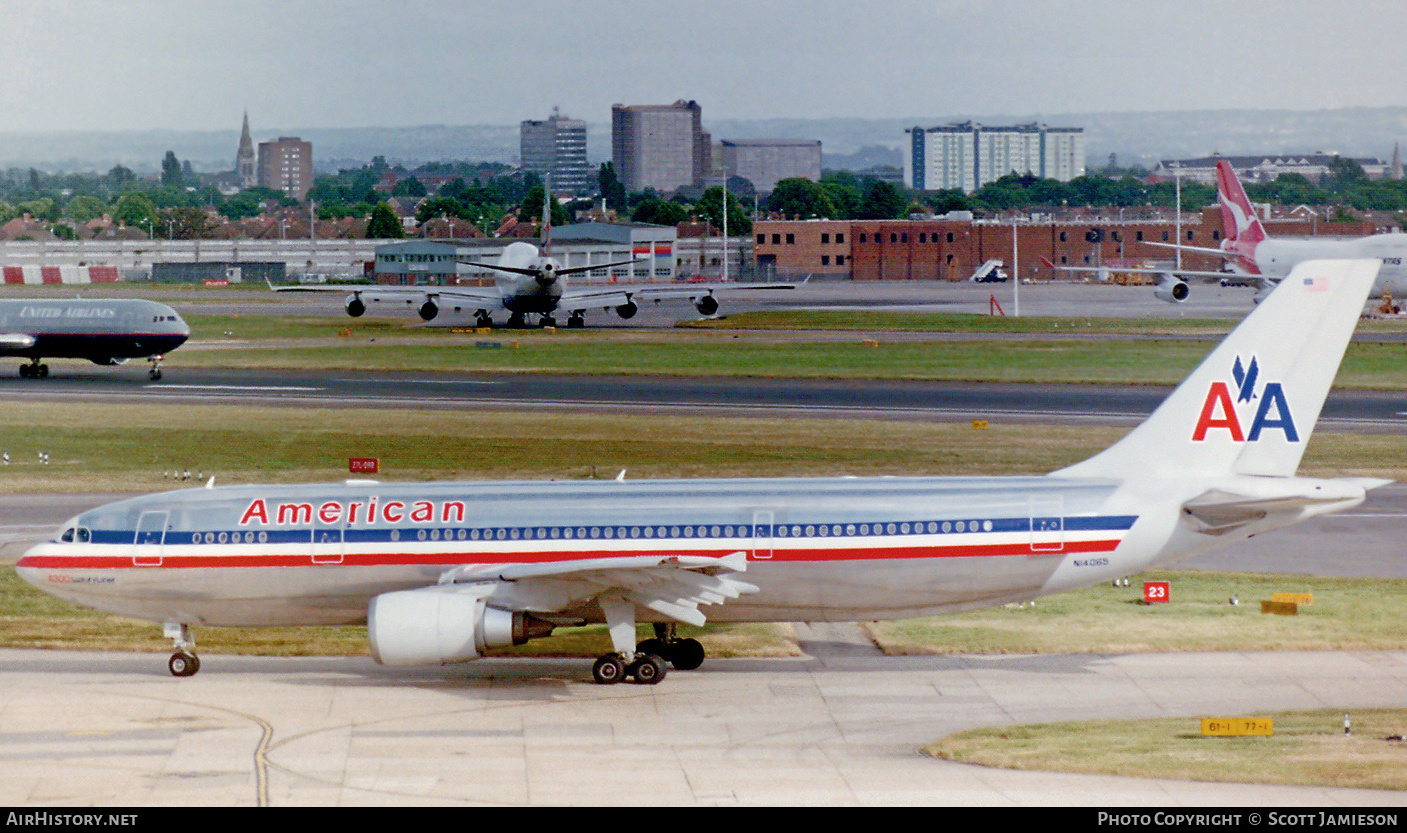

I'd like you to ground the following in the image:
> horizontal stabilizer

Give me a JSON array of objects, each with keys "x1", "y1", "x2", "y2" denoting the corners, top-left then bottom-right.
[{"x1": 1181, "y1": 476, "x2": 1387, "y2": 535}]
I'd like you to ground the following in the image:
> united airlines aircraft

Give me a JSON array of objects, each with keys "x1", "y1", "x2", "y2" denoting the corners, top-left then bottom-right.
[
  {"x1": 16, "y1": 260, "x2": 1385, "y2": 683},
  {"x1": 0, "y1": 298, "x2": 189, "y2": 379}
]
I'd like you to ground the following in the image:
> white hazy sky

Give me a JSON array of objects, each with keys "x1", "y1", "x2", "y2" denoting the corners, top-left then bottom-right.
[{"x1": 2, "y1": 0, "x2": 1402, "y2": 133}]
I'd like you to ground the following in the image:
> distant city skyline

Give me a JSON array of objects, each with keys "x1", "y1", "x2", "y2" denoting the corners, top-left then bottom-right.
[{"x1": 0, "y1": 0, "x2": 1400, "y2": 134}]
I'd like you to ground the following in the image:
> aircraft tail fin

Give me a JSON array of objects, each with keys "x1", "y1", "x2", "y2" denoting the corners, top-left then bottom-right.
[
  {"x1": 541, "y1": 172, "x2": 552, "y2": 257},
  {"x1": 1216, "y1": 160, "x2": 1268, "y2": 251},
  {"x1": 1054, "y1": 259, "x2": 1379, "y2": 482}
]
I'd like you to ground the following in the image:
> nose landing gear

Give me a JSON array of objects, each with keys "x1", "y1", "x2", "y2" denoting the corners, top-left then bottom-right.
[{"x1": 164, "y1": 622, "x2": 200, "y2": 677}]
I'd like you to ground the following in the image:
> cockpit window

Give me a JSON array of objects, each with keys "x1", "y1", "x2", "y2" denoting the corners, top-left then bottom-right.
[{"x1": 59, "y1": 526, "x2": 90, "y2": 543}]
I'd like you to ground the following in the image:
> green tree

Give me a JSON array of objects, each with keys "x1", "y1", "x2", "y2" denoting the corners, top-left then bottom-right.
[
  {"x1": 766, "y1": 178, "x2": 836, "y2": 219},
  {"x1": 367, "y1": 202, "x2": 404, "y2": 238},
  {"x1": 855, "y1": 179, "x2": 907, "y2": 220},
  {"x1": 598, "y1": 162, "x2": 626, "y2": 210},
  {"x1": 696, "y1": 186, "x2": 751, "y2": 235},
  {"x1": 161, "y1": 151, "x2": 183, "y2": 188},
  {"x1": 64, "y1": 195, "x2": 108, "y2": 224},
  {"x1": 630, "y1": 196, "x2": 690, "y2": 226},
  {"x1": 517, "y1": 185, "x2": 568, "y2": 226}
]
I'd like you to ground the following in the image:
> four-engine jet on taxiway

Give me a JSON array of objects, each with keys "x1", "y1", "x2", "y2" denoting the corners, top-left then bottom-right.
[
  {"x1": 273, "y1": 179, "x2": 794, "y2": 328},
  {"x1": 17, "y1": 259, "x2": 1386, "y2": 685}
]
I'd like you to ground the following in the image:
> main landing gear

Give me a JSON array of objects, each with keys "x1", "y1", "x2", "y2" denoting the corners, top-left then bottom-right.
[
  {"x1": 18, "y1": 360, "x2": 48, "y2": 379},
  {"x1": 589, "y1": 598, "x2": 708, "y2": 685},
  {"x1": 164, "y1": 622, "x2": 200, "y2": 677}
]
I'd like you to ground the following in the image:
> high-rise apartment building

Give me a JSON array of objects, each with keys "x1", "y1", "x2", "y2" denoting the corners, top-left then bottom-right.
[
  {"x1": 521, "y1": 109, "x2": 592, "y2": 197},
  {"x1": 258, "y1": 136, "x2": 313, "y2": 201},
  {"x1": 611, "y1": 100, "x2": 710, "y2": 194},
  {"x1": 720, "y1": 139, "x2": 823, "y2": 193},
  {"x1": 906, "y1": 122, "x2": 1084, "y2": 193}
]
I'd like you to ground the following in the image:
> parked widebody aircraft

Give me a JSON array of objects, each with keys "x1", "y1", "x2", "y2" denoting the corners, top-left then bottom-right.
[
  {"x1": 0, "y1": 298, "x2": 189, "y2": 379},
  {"x1": 1128, "y1": 160, "x2": 1407, "y2": 305},
  {"x1": 17, "y1": 260, "x2": 1385, "y2": 683},
  {"x1": 277, "y1": 184, "x2": 794, "y2": 328}
]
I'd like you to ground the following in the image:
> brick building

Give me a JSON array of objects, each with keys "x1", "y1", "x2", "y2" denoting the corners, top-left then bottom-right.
[{"x1": 754, "y1": 210, "x2": 1377, "y2": 281}]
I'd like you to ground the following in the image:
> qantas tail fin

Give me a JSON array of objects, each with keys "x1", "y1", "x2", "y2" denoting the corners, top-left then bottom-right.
[
  {"x1": 1216, "y1": 160, "x2": 1268, "y2": 251},
  {"x1": 1055, "y1": 259, "x2": 1379, "y2": 482}
]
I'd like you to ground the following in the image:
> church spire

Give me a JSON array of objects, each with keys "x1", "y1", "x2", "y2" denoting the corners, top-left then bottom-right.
[{"x1": 235, "y1": 111, "x2": 256, "y2": 188}]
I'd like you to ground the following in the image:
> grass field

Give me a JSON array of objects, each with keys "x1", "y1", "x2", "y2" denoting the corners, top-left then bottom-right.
[{"x1": 169, "y1": 308, "x2": 1407, "y2": 389}]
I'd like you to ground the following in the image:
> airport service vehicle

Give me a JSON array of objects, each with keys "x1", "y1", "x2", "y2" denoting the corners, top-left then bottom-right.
[
  {"x1": 17, "y1": 260, "x2": 1385, "y2": 683},
  {"x1": 0, "y1": 298, "x2": 189, "y2": 379}
]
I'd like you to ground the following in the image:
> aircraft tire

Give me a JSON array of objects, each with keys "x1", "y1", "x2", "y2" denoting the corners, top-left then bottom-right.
[
  {"x1": 168, "y1": 651, "x2": 200, "y2": 677},
  {"x1": 592, "y1": 653, "x2": 625, "y2": 685},
  {"x1": 636, "y1": 638, "x2": 669, "y2": 660},
  {"x1": 671, "y1": 638, "x2": 705, "y2": 671},
  {"x1": 629, "y1": 654, "x2": 666, "y2": 685}
]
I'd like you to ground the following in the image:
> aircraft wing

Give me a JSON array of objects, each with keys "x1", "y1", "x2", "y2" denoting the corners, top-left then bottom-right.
[
  {"x1": 1143, "y1": 240, "x2": 1239, "y2": 260},
  {"x1": 269, "y1": 282, "x2": 502, "y2": 303},
  {"x1": 559, "y1": 280, "x2": 798, "y2": 310},
  {"x1": 1052, "y1": 264, "x2": 1257, "y2": 284},
  {"x1": 443, "y1": 551, "x2": 759, "y2": 627},
  {"x1": 0, "y1": 333, "x2": 37, "y2": 350}
]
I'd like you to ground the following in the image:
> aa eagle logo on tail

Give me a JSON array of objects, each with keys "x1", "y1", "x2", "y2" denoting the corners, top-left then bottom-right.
[{"x1": 1192, "y1": 355, "x2": 1298, "y2": 443}]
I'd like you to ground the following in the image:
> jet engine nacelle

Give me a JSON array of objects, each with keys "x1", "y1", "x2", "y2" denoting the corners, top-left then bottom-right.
[
  {"x1": 418, "y1": 298, "x2": 439, "y2": 321},
  {"x1": 694, "y1": 294, "x2": 719, "y2": 316},
  {"x1": 367, "y1": 585, "x2": 554, "y2": 666},
  {"x1": 615, "y1": 300, "x2": 638, "y2": 320},
  {"x1": 1154, "y1": 273, "x2": 1190, "y2": 303},
  {"x1": 345, "y1": 294, "x2": 366, "y2": 317}
]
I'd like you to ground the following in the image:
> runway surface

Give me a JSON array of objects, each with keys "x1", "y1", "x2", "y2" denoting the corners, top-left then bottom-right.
[{"x1": 5, "y1": 279, "x2": 1407, "y2": 806}]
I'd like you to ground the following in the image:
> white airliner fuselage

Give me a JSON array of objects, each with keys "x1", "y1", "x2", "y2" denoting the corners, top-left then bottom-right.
[
  {"x1": 17, "y1": 260, "x2": 1388, "y2": 683},
  {"x1": 1223, "y1": 233, "x2": 1407, "y2": 296}
]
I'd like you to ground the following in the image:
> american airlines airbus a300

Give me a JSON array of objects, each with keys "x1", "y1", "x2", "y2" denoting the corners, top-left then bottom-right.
[
  {"x1": 1147, "y1": 160, "x2": 1407, "y2": 305},
  {"x1": 0, "y1": 298, "x2": 189, "y2": 379},
  {"x1": 18, "y1": 259, "x2": 1385, "y2": 683}
]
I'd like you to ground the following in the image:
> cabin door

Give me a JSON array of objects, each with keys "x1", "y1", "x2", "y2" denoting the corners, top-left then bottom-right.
[
  {"x1": 1028, "y1": 497, "x2": 1065, "y2": 553},
  {"x1": 132, "y1": 511, "x2": 168, "y2": 567},
  {"x1": 751, "y1": 510, "x2": 774, "y2": 560}
]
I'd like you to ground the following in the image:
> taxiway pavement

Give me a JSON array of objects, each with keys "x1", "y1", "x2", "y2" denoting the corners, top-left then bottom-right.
[{"x1": 3, "y1": 645, "x2": 1406, "y2": 806}]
